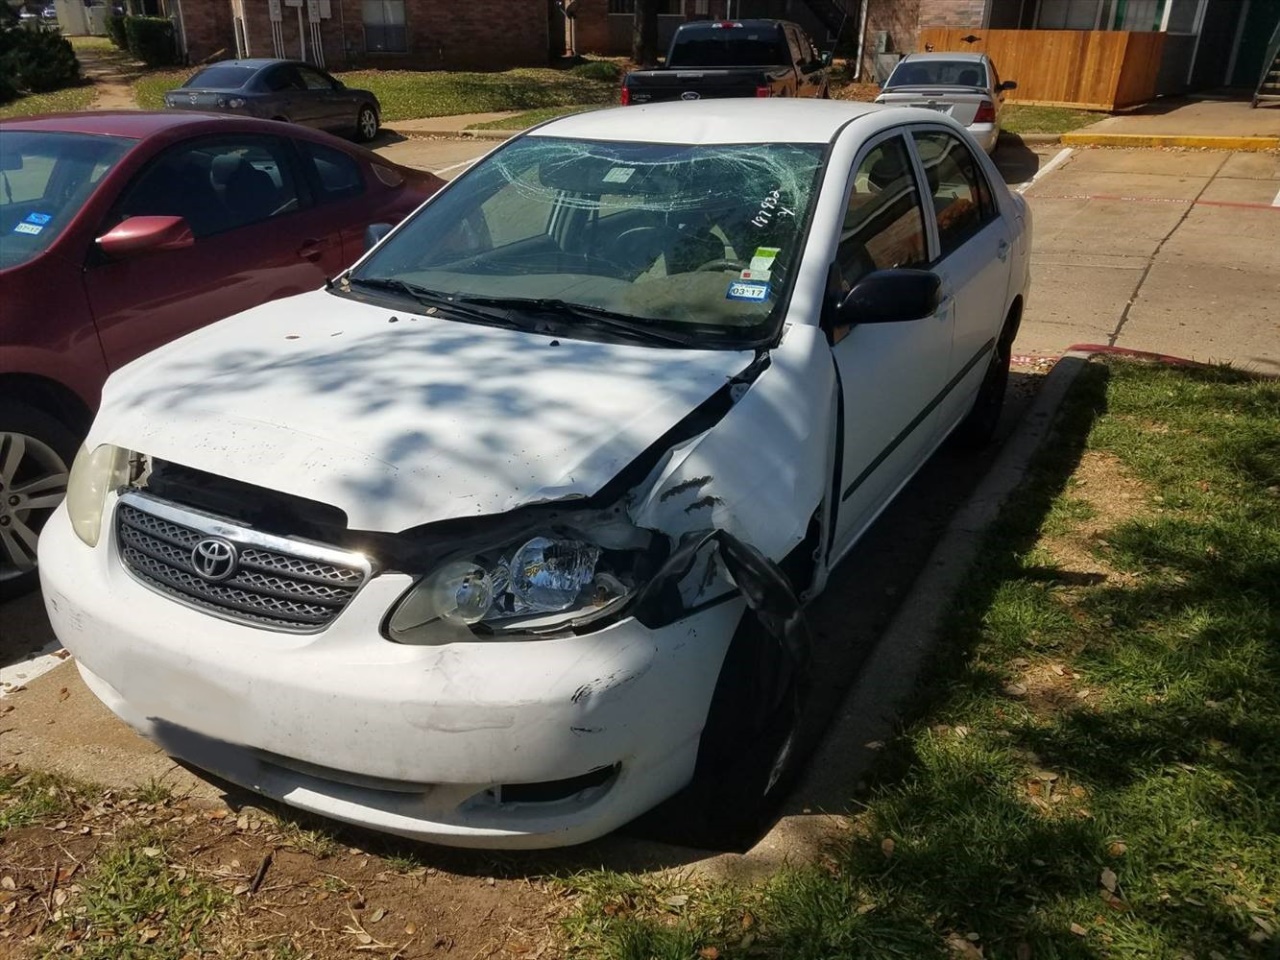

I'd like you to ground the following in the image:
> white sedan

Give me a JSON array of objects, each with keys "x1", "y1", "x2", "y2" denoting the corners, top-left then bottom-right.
[{"x1": 39, "y1": 100, "x2": 1031, "y2": 850}]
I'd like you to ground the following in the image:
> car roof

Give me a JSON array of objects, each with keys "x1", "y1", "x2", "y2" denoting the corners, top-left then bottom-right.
[
  {"x1": 0, "y1": 110, "x2": 327, "y2": 141},
  {"x1": 899, "y1": 52, "x2": 987, "y2": 63},
  {"x1": 531, "y1": 99, "x2": 895, "y2": 146},
  {"x1": 675, "y1": 19, "x2": 787, "y2": 29},
  {"x1": 193, "y1": 58, "x2": 288, "y2": 69}
]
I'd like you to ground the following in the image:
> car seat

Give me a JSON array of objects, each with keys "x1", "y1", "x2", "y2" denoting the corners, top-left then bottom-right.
[
  {"x1": 210, "y1": 154, "x2": 279, "y2": 228},
  {"x1": 957, "y1": 68, "x2": 981, "y2": 87}
]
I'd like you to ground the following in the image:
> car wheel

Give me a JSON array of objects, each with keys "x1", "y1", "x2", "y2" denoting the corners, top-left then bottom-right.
[
  {"x1": 356, "y1": 105, "x2": 379, "y2": 142},
  {"x1": 955, "y1": 315, "x2": 1016, "y2": 447},
  {"x1": 0, "y1": 402, "x2": 76, "y2": 601},
  {"x1": 630, "y1": 611, "x2": 808, "y2": 851}
]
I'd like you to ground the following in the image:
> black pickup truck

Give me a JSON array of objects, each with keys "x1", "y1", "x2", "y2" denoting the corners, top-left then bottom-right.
[{"x1": 621, "y1": 19, "x2": 832, "y2": 105}]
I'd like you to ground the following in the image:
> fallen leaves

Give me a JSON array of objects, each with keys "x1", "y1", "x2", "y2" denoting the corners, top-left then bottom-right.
[{"x1": 880, "y1": 837, "x2": 896, "y2": 858}]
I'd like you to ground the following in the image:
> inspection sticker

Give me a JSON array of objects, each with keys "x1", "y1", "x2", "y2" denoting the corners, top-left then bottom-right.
[
  {"x1": 749, "y1": 246, "x2": 781, "y2": 272},
  {"x1": 12, "y1": 222, "x2": 42, "y2": 235},
  {"x1": 726, "y1": 280, "x2": 770, "y2": 302},
  {"x1": 24, "y1": 212, "x2": 52, "y2": 225},
  {"x1": 602, "y1": 167, "x2": 636, "y2": 184},
  {"x1": 739, "y1": 268, "x2": 771, "y2": 282}
]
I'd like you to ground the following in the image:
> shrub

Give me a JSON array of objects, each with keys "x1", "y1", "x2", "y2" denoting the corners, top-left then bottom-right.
[
  {"x1": 106, "y1": 14, "x2": 128, "y2": 49},
  {"x1": 0, "y1": 24, "x2": 81, "y2": 94},
  {"x1": 124, "y1": 15, "x2": 179, "y2": 67},
  {"x1": 0, "y1": 70, "x2": 16, "y2": 105},
  {"x1": 569, "y1": 59, "x2": 621, "y2": 82}
]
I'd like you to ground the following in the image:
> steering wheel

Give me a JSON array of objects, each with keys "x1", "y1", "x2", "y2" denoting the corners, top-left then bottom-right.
[{"x1": 694, "y1": 258, "x2": 747, "y2": 273}]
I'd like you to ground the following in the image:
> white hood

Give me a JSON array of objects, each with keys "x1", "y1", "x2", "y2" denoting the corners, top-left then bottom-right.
[{"x1": 93, "y1": 291, "x2": 753, "y2": 532}]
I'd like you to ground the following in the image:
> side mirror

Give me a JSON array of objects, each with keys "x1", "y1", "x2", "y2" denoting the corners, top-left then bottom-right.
[
  {"x1": 96, "y1": 215, "x2": 194, "y2": 259},
  {"x1": 832, "y1": 269, "x2": 941, "y2": 329},
  {"x1": 999, "y1": 80, "x2": 1018, "y2": 91},
  {"x1": 364, "y1": 222, "x2": 393, "y2": 252}
]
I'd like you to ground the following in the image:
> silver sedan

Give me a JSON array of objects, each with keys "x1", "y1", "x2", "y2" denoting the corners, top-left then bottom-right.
[{"x1": 875, "y1": 52, "x2": 1017, "y2": 154}]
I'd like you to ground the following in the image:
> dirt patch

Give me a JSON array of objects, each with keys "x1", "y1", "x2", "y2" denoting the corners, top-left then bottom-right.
[
  {"x1": 1041, "y1": 449, "x2": 1149, "y2": 583},
  {"x1": 0, "y1": 790, "x2": 569, "y2": 959}
]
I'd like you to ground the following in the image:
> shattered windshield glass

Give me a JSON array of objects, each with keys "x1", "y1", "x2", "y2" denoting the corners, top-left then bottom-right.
[{"x1": 349, "y1": 136, "x2": 827, "y2": 347}]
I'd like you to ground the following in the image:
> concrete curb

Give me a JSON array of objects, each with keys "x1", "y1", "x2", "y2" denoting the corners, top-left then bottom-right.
[
  {"x1": 697, "y1": 351, "x2": 1093, "y2": 880},
  {"x1": 1000, "y1": 131, "x2": 1063, "y2": 146},
  {"x1": 383, "y1": 125, "x2": 513, "y2": 142},
  {"x1": 1060, "y1": 131, "x2": 1280, "y2": 151}
]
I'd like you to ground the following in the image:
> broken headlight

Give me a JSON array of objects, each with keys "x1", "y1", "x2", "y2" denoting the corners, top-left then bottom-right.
[{"x1": 385, "y1": 516, "x2": 659, "y2": 643}]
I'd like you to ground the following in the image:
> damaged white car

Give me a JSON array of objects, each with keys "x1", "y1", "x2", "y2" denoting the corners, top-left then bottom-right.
[{"x1": 39, "y1": 100, "x2": 1030, "y2": 850}]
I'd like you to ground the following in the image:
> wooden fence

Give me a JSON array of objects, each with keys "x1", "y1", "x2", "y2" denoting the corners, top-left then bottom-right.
[{"x1": 916, "y1": 28, "x2": 1167, "y2": 110}]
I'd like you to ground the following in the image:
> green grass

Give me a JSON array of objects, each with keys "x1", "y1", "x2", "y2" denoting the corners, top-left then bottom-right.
[
  {"x1": 54, "y1": 829, "x2": 229, "y2": 959},
  {"x1": 0, "y1": 769, "x2": 83, "y2": 831},
  {"x1": 1002, "y1": 103, "x2": 1103, "y2": 136},
  {"x1": 560, "y1": 359, "x2": 1280, "y2": 959},
  {"x1": 0, "y1": 84, "x2": 96, "y2": 118},
  {"x1": 340, "y1": 68, "x2": 616, "y2": 122},
  {"x1": 132, "y1": 68, "x2": 191, "y2": 110},
  {"x1": 467, "y1": 103, "x2": 607, "y2": 130},
  {"x1": 68, "y1": 35, "x2": 117, "y2": 52}
]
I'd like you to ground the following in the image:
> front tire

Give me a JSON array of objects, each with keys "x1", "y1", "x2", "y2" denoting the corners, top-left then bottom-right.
[
  {"x1": 356, "y1": 105, "x2": 379, "y2": 142},
  {"x1": 630, "y1": 612, "x2": 807, "y2": 851},
  {"x1": 955, "y1": 316, "x2": 1015, "y2": 447},
  {"x1": 0, "y1": 402, "x2": 77, "y2": 601}
]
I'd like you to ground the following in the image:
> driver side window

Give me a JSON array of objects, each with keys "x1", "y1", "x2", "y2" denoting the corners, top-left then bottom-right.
[
  {"x1": 837, "y1": 135, "x2": 928, "y2": 290},
  {"x1": 113, "y1": 137, "x2": 301, "y2": 239}
]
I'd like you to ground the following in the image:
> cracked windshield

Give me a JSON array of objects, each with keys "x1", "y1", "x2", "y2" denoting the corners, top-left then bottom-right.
[{"x1": 349, "y1": 136, "x2": 826, "y2": 345}]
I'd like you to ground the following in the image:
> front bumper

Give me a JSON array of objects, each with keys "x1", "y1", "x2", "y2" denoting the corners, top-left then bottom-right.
[{"x1": 39, "y1": 500, "x2": 744, "y2": 848}]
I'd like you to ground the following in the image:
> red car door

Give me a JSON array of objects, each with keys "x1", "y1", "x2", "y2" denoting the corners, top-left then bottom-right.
[{"x1": 84, "y1": 132, "x2": 342, "y2": 370}]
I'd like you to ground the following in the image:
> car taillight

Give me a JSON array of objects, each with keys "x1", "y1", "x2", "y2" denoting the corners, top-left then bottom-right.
[
  {"x1": 974, "y1": 99, "x2": 996, "y2": 123},
  {"x1": 755, "y1": 86, "x2": 771, "y2": 98},
  {"x1": 621, "y1": 85, "x2": 631, "y2": 106}
]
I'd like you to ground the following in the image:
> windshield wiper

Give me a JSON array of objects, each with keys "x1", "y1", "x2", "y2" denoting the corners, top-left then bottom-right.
[
  {"x1": 339, "y1": 276, "x2": 533, "y2": 329},
  {"x1": 452, "y1": 296, "x2": 696, "y2": 347}
]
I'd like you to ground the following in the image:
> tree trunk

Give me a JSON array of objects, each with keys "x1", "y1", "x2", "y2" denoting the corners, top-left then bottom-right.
[{"x1": 632, "y1": 0, "x2": 659, "y2": 67}]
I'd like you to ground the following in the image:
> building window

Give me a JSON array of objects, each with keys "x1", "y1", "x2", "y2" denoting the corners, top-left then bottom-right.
[{"x1": 363, "y1": 0, "x2": 406, "y2": 53}]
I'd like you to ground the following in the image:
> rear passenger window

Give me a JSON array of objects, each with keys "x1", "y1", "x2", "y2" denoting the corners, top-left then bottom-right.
[
  {"x1": 838, "y1": 135, "x2": 928, "y2": 289},
  {"x1": 298, "y1": 140, "x2": 365, "y2": 202},
  {"x1": 912, "y1": 130, "x2": 996, "y2": 258},
  {"x1": 114, "y1": 137, "x2": 300, "y2": 238}
]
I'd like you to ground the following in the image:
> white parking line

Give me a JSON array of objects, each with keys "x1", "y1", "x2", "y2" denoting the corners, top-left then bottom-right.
[
  {"x1": 1018, "y1": 147, "x2": 1074, "y2": 195},
  {"x1": 1272, "y1": 186, "x2": 1280, "y2": 208},
  {"x1": 0, "y1": 642, "x2": 67, "y2": 698},
  {"x1": 433, "y1": 157, "x2": 481, "y2": 175}
]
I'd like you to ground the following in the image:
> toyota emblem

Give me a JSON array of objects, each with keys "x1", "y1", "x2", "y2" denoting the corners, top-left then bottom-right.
[
  {"x1": 191, "y1": 537, "x2": 238, "y2": 582},
  {"x1": 681, "y1": 91, "x2": 701, "y2": 101}
]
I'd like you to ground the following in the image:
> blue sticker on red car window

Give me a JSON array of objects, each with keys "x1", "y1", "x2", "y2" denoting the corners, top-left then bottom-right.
[
  {"x1": 13, "y1": 211, "x2": 52, "y2": 236},
  {"x1": 726, "y1": 280, "x2": 770, "y2": 302}
]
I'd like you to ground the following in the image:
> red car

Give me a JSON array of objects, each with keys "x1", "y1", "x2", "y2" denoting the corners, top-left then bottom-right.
[{"x1": 0, "y1": 111, "x2": 443, "y2": 597}]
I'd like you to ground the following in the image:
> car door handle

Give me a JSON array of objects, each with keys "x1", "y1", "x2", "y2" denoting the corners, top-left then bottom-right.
[
  {"x1": 297, "y1": 239, "x2": 325, "y2": 262},
  {"x1": 997, "y1": 239, "x2": 1010, "y2": 262}
]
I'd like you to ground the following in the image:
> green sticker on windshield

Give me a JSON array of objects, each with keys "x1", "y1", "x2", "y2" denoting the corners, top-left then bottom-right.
[{"x1": 749, "y1": 247, "x2": 781, "y2": 272}]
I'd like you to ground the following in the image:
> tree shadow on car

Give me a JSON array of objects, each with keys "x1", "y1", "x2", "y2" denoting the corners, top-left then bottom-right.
[{"x1": 174, "y1": 366, "x2": 1108, "y2": 878}]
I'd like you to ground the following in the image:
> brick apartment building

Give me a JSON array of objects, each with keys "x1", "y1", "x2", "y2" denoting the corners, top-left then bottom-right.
[
  {"x1": 142, "y1": 0, "x2": 1276, "y2": 96},
  {"x1": 157, "y1": 0, "x2": 550, "y2": 70}
]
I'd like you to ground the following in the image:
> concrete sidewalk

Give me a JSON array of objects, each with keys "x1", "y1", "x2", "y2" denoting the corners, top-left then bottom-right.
[{"x1": 1063, "y1": 95, "x2": 1280, "y2": 150}]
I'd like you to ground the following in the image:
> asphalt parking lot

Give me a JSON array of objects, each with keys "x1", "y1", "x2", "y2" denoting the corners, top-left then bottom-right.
[{"x1": 2, "y1": 137, "x2": 1277, "y2": 855}]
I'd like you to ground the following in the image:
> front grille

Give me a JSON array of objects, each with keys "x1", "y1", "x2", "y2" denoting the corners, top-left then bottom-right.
[{"x1": 115, "y1": 492, "x2": 372, "y2": 632}]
